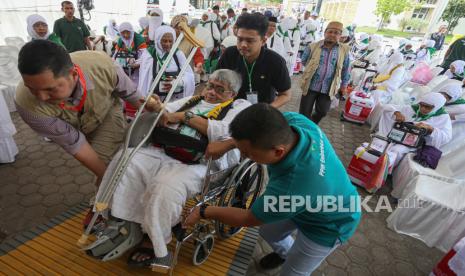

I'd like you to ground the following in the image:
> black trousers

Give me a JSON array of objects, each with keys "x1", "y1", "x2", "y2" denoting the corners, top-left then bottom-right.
[{"x1": 299, "y1": 90, "x2": 332, "y2": 124}]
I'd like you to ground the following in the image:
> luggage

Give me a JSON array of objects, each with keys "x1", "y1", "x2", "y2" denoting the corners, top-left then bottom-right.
[
  {"x1": 341, "y1": 91, "x2": 374, "y2": 124},
  {"x1": 293, "y1": 57, "x2": 302, "y2": 74},
  {"x1": 347, "y1": 136, "x2": 397, "y2": 193}
]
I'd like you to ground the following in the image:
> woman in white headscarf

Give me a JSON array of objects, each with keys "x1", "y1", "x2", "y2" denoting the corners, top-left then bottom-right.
[
  {"x1": 196, "y1": 12, "x2": 221, "y2": 58},
  {"x1": 370, "y1": 51, "x2": 406, "y2": 105},
  {"x1": 219, "y1": 14, "x2": 233, "y2": 41},
  {"x1": 26, "y1": 14, "x2": 64, "y2": 48},
  {"x1": 376, "y1": 92, "x2": 452, "y2": 167},
  {"x1": 104, "y1": 19, "x2": 119, "y2": 41},
  {"x1": 436, "y1": 82, "x2": 465, "y2": 121},
  {"x1": 416, "y1": 39, "x2": 436, "y2": 63},
  {"x1": 113, "y1": 22, "x2": 147, "y2": 84},
  {"x1": 138, "y1": 17, "x2": 149, "y2": 43},
  {"x1": 148, "y1": 8, "x2": 164, "y2": 44},
  {"x1": 444, "y1": 60, "x2": 465, "y2": 81},
  {"x1": 351, "y1": 39, "x2": 383, "y2": 87},
  {"x1": 357, "y1": 33, "x2": 370, "y2": 51},
  {"x1": 138, "y1": 26, "x2": 194, "y2": 100}
]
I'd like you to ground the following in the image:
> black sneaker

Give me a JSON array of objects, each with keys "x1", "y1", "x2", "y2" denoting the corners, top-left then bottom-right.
[{"x1": 259, "y1": 252, "x2": 286, "y2": 270}]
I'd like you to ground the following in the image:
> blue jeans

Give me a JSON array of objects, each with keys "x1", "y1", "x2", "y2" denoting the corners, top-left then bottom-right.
[{"x1": 259, "y1": 220, "x2": 340, "y2": 275}]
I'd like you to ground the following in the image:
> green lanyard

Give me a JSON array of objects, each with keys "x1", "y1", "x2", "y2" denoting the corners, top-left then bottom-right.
[
  {"x1": 156, "y1": 52, "x2": 169, "y2": 78},
  {"x1": 242, "y1": 57, "x2": 256, "y2": 93}
]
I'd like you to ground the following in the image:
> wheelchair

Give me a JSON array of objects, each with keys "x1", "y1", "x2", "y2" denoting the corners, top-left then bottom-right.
[{"x1": 82, "y1": 112, "x2": 267, "y2": 274}]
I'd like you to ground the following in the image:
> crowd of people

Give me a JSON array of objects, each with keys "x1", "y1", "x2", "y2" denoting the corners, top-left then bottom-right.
[{"x1": 1, "y1": 0, "x2": 465, "y2": 275}]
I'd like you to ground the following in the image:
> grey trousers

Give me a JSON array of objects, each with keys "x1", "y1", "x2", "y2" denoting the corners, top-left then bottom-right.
[{"x1": 299, "y1": 90, "x2": 332, "y2": 124}]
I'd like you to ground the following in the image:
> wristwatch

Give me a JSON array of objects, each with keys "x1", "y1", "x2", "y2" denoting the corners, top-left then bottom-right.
[
  {"x1": 199, "y1": 203, "x2": 209, "y2": 219},
  {"x1": 184, "y1": 111, "x2": 195, "y2": 125}
]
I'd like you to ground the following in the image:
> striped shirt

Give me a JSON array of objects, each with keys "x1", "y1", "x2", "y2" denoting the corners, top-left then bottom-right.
[
  {"x1": 301, "y1": 41, "x2": 350, "y2": 94},
  {"x1": 16, "y1": 65, "x2": 141, "y2": 155}
]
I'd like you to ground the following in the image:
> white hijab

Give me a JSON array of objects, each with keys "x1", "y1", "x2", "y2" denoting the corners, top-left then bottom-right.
[
  {"x1": 436, "y1": 83, "x2": 464, "y2": 103},
  {"x1": 118, "y1": 22, "x2": 134, "y2": 48},
  {"x1": 451, "y1": 60, "x2": 465, "y2": 76},
  {"x1": 359, "y1": 33, "x2": 369, "y2": 43},
  {"x1": 26, "y1": 14, "x2": 50, "y2": 40},
  {"x1": 106, "y1": 19, "x2": 119, "y2": 40},
  {"x1": 139, "y1": 17, "x2": 149, "y2": 30},
  {"x1": 425, "y1": 39, "x2": 435, "y2": 48},
  {"x1": 419, "y1": 92, "x2": 447, "y2": 114},
  {"x1": 155, "y1": 25, "x2": 177, "y2": 56},
  {"x1": 367, "y1": 39, "x2": 382, "y2": 51},
  {"x1": 379, "y1": 51, "x2": 404, "y2": 74},
  {"x1": 148, "y1": 8, "x2": 164, "y2": 41},
  {"x1": 221, "y1": 35, "x2": 237, "y2": 48}
]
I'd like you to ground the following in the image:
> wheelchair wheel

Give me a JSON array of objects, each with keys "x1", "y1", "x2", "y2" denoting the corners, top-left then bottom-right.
[
  {"x1": 215, "y1": 160, "x2": 265, "y2": 240},
  {"x1": 192, "y1": 234, "x2": 214, "y2": 266}
]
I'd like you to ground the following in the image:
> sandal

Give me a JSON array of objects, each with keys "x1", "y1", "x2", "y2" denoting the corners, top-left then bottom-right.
[{"x1": 127, "y1": 247, "x2": 156, "y2": 267}]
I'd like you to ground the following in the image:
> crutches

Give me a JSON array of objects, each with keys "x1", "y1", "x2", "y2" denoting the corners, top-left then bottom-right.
[{"x1": 78, "y1": 22, "x2": 205, "y2": 247}]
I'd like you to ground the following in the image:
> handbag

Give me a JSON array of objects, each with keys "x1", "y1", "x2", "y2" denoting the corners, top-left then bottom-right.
[{"x1": 413, "y1": 145, "x2": 442, "y2": 169}]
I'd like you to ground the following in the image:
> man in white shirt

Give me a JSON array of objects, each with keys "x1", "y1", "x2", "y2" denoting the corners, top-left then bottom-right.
[{"x1": 266, "y1": 17, "x2": 287, "y2": 60}]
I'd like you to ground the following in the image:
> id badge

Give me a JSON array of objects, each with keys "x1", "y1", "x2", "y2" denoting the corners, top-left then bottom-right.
[{"x1": 247, "y1": 92, "x2": 258, "y2": 104}]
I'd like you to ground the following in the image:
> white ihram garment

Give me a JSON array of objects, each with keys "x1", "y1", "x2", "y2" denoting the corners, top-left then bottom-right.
[
  {"x1": 98, "y1": 97, "x2": 251, "y2": 258},
  {"x1": 0, "y1": 90, "x2": 18, "y2": 163}
]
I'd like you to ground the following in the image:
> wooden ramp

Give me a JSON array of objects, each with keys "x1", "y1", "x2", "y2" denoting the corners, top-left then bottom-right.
[{"x1": 0, "y1": 203, "x2": 258, "y2": 275}]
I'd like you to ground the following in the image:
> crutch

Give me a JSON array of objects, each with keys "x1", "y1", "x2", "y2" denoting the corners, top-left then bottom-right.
[{"x1": 78, "y1": 22, "x2": 205, "y2": 246}]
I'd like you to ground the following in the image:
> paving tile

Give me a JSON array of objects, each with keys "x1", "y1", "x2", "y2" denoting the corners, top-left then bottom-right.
[
  {"x1": 347, "y1": 264, "x2": 372, "y2": 276},
  {"x1": 43, "y1": 193, "x2": 65, "y2": 207},
  {"x1": 19, "y1": 193, "x2": 43, "y2": 207},
  {"x1": 326, "y1": 250, "x2": 350, "y2": 269},
  {"x1": 17, "y1": 183, "x2": 40, "y2": 195}
]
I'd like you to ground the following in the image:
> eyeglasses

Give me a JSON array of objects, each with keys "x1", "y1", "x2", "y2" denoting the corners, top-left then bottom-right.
[
  {"x1": 325, "y1": 29, "x2": 342, "y2": 35},
  {"x1": 205, "y1": 82, "x2": 231, "y2": 95}
]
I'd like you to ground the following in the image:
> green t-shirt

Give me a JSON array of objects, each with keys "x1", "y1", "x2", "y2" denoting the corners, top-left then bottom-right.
[
  {"x1": 251, "y1": 112, "x2": 361, "y2": 247},
  {"x1": 53, "y1": 17, "x2": 90, "y2": 53}
]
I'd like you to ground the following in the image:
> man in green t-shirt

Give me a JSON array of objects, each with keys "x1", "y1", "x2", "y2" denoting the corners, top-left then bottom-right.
[
  {"x1": 184, "y1": 104, "x2": 361, "y2": 275},
  {"x1": 53, "y1": 1, "x2": 92, "y2": 53}
]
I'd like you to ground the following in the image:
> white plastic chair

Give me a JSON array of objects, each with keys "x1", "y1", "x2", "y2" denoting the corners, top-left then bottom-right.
[{"x1": 4, "y1": 37, "x2": 25, "y2": 50}]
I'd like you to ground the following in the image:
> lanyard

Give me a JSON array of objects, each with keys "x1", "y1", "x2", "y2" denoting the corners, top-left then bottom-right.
[
  {"x1": 242, "y1": 57, "x2": 256, "y2": 93},
  {"x1": 59, "y1": 64, "x2": 87, "y2": 112},
  {"x1": 156, "y1": 52, "x2": 169, "y2": 77}
]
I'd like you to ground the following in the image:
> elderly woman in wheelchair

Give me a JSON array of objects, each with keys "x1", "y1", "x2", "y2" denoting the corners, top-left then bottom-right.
[{"x1": 84, "y1": 69, "x2": 265, "y2": 272}]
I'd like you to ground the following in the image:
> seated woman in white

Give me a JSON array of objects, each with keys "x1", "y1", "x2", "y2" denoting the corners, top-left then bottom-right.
[
  {"x1": 444, "y1": 60, "x2": 465, "y2": 81},
  {"x1": 138, "y1": 26, "x2": 195, "y2": 100},
  {"x1": 416, "y1": 39, "x2": 436, "y2": 64},
  {"x1": 437, "y1": 82, "x2": 465, "y2": 122},
  {"x1": 377, "y1": 92, "x2": 452, "y2": 167},
  {"x1": 350, "y1": 39, "x2": 383, "y2": 88},
  {"x1": 370, "y1": 52, "x2": 406, "y2": 105},
  {"x1": 96, "y1": 69, "x2": 251, "y2": 267}
]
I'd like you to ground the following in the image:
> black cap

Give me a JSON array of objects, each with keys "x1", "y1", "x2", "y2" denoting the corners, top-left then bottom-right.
[
  {"x1": 212, "y1": 5, "x2": 219, "y2": 10},
  {"x1": 268, "y1": 16, "x2": 277, "y2": 23}
]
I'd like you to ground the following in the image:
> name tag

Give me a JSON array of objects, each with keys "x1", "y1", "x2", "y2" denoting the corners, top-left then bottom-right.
[{"x1": 247, "y1": 92, "x2": 258, "y2": 104}]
